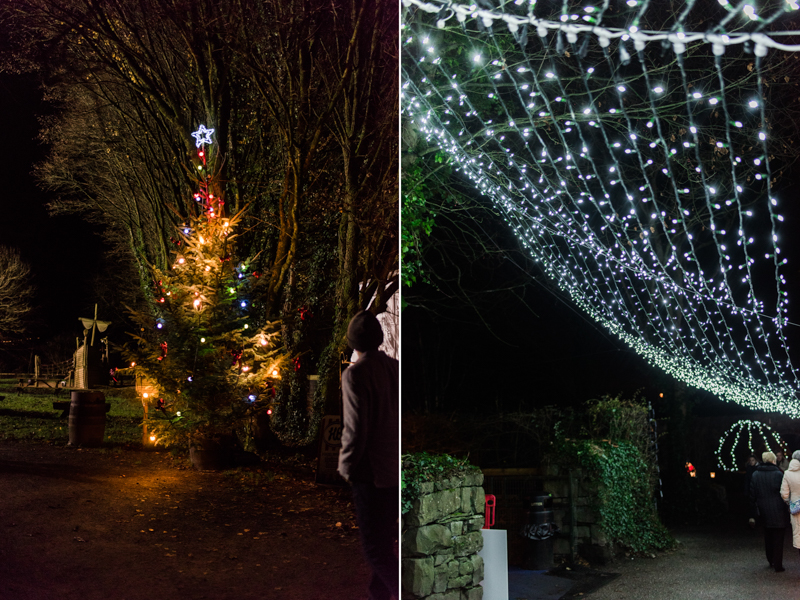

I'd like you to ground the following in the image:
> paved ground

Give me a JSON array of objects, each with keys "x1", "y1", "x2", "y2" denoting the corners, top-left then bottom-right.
[{"x1": 506, "y1": 523, "x2": 800, "y2": 600}]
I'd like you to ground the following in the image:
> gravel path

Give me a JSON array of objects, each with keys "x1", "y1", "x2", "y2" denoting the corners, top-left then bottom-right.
[{"x1": 588, "y1": 524, "x2": 800, "y2": 600}]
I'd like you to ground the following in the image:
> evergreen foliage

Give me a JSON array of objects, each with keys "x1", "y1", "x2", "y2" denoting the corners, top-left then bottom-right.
[
  {"x1": 556, "y1": 395, "x2": 675, "y2": 554},
  {"x1": 122, "y1": 137, "x2": 288, "y2": 448},
  {"x1": 401, "y1": 452, "x2": 479, "y2": 515}
]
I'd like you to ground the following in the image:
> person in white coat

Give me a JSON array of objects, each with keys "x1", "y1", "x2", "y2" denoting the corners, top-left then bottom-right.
[{"x1": 780, "y1": 450, "x2": 800, "y2": 558}]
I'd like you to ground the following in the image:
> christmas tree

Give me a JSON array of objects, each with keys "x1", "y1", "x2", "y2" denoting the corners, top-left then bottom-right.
[{"x1": 123, "y1": 125, "x2": 287, "y2": 450}]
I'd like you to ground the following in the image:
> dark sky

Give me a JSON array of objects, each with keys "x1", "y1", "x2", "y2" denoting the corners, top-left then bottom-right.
[{"x1": 0, "y1": 73, "x2": 104, "y2": 354}]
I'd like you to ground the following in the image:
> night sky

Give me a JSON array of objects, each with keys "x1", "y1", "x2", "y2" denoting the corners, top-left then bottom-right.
[{"x1": 0, "y1": 73, "x2": 104, "y2": 365}]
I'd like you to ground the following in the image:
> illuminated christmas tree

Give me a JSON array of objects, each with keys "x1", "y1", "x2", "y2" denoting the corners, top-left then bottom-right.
[{"x1": 123, "y1": 125, "x2": 287, "y2": 450}]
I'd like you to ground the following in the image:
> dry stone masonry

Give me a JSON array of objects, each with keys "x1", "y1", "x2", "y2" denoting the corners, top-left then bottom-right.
[{"x1": 402, "y1": 471, "x2": 486, "y2": 600}]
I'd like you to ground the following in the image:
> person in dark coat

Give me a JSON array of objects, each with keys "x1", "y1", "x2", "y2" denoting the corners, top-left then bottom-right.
[
  {"x1": 750, "y1": 451, "x2": 791, "y2": 572},
  {"x1": 338, "y1": 310, "x2": 398, "y2": 600},
  {"x1": 744, "y1": 455, "x2": 760, "y2": 527}
]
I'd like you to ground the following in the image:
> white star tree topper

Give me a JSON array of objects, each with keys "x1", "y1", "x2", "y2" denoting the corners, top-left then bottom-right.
[{"x1": 191, "y1": 125, "x2": 215, "y2": 147}]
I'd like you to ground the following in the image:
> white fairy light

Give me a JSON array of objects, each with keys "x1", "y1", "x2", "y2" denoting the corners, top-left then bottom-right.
[{"x1": 402, "y1": 4, "x2": 800, "y2": 416}]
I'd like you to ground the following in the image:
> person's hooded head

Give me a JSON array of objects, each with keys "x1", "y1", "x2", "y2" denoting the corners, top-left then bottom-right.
[{"x1": 347, "y1": 310, "x2": 384, "y2": 353}]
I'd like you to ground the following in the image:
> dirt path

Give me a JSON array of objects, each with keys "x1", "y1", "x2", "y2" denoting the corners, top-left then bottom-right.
[{"x1": 0, "y1": 441, "x2": 369, "y2": 600}]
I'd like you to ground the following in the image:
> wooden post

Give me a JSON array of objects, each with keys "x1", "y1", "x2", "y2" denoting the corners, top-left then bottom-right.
[{"x1": 142, "y1": 402, "x2": 149, "y2": 446}]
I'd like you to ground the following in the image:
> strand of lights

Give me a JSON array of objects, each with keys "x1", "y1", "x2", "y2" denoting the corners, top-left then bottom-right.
[
  {"x1": 715, "y1": 419, "x2": 785, "y2": 471},
  {"x1": 402, "y1": 5, "x2": 800, "y2": 415},
  {"x1": 402, "y1": 0, "x2": 800, "y2": 55}
]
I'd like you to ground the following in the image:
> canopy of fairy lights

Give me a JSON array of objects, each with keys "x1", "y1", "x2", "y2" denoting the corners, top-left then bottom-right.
[{"x1": 402, "y1": 0, "x2": 800, "y2": 415}]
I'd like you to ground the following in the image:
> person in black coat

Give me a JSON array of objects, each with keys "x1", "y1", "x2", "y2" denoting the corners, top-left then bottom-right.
[
  {"x1": 751, "y1": 451, "x2": 791, "y2": 572},
  {"x1": 744, "y1": 455, "x2": 760, "y2": 527}
]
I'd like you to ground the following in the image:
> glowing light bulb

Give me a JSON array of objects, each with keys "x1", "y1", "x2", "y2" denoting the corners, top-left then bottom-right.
[
  {"x1": 193, "y1": 299, "x2": 201, "y2": 308},
  {"x1": 261, "y1": 339, "x2": 268, "y2": 346},
  {"x1": 178, "y1": 258, "x2": 185, "y2": 264},
  {"x1": 149, "y1": 435, "x2": 156, "y2": 442},
  {"x1": 143, "y1": 393, "x2": 149, "y2": 399},
  {"x1": 242, "y1": 365, "x2": 250, "y2": 372},
  {"x1": 130, "y1": 362, "x2": 136, "y2": 368},
  {"x1": 272, "y1": 369, "x2": 279, "y2": 377},
  {"x1": 200, "y1": 338, "x2": 206, "y2": 343}
]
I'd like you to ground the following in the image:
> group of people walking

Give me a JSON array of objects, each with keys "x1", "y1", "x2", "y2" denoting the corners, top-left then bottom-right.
[{"x1": 749, "y1": 450, "x2": 800, "y2": 573}]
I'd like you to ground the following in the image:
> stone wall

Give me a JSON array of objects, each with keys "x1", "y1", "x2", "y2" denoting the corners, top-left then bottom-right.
[
  {"x1": 401, "y1": 471, "x2": 486, "y2": 600},
  {"x1": 543, "y1": 468, "x2": 615, "y2": 564}
]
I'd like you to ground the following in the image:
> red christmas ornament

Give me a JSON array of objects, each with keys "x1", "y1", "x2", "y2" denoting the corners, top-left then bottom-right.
[
  {"x1": 230, "y1": 349, "x2": 243, "y2": 367},
  {"x1": 298, "y1": 305, "x2": 313, "y2": 321},
  {"x1": 157, "y1": 341, "x2": 168, "y2": 361},
  {"x1": 293, "y1": 356, "x2": 301, "y2": 372},
  {"x1": 252, "y1": 271, "x2": 260, "y2": 279}
]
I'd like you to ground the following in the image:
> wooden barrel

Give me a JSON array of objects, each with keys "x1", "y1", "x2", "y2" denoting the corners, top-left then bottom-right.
[{"x1": 68, "y1": 390, "x2": 107, "y2": 447}]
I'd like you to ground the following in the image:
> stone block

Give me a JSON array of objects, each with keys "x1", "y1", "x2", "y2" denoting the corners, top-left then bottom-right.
[
  {"x1": 470, "y1": 555, "x2": 484, "y2": 586},
  {"x1": 436, "y1": 475, "x2": 466, "y2": 492},
  {"x1": 407, "y1": 489, "x2": 460, "y2": 527},
  {"x1": 433, "y1": 563, "x2": 449, "y2": 593},
  {"x1": 401, "y1": 557, "x2": 434, "y2": 598},
  {"x1": 577, "y1": 506, "x2": 599, "y2": 523},
  {"x1": 450, "y1": 520, "x2": 464, "y2": 537},
  {"x1": 591, "y1": 524, "x2": 608, "y2": 546},
  {"x1": 544, "y1": 465, "x2": 561, "y2": 477},
  {"x1": 544, "y1": 479, "x2": 568, "y2": 498},
  {"x1": 553, "y1": 537, "x2": 571, "y2": 556},
  {"x1": 435, "y1": 554, "x2": 449, "y2": 566},
  {"x1": 448, "y1": 574, "x2": 471, "y2": 589},
  {"x1": 419, "y1": 481, "x2": 435, "y2": 495},
  {"x1": 469, "y1": 486, "x2": 487, "y2": 514},
  {"x1": 465, "y1": 515, "x2": 484, "y2": 533},
  {"x1": 552, "y1": 508, "x2": 566, "y2": 528},
  {"x1": 458, "y1": 557, "x2": 474, "y2": 576},
  {"x1": 446, "y1": 559, "x2": 459, "y2": 579},
  {"x1": 466, "y1": 471, "x2": 484, "y2": 487},
  {"x1": 427, "y1": 591, "x2": 461, "y2": 600},
  {"x1": 578, "y1": 542, "x2": 615, "y2": 565},
  {"x1": 462, "y1": 585, "x2": 484, "y2": 600},
  {"x1": 454, "y1": 531, "x2": 484, "y2": 557},
  {"x1": 403, "y1": 524, "x2": 453, "y2": 557}
]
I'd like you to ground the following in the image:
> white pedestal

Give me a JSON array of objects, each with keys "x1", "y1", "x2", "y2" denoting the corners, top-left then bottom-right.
[{"x1": 478, "y1": 529, "x2": 508, "y2": 600}]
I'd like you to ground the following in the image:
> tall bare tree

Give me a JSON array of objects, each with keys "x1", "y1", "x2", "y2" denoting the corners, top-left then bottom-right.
[{"x1": 0, "y1": 246, "x2": 34, "y2": 339}]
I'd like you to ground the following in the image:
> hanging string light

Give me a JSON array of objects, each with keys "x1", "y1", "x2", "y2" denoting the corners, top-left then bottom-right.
[
  {"x1": 715, "y1": 419, "x2": 785, "y2": 471},
  {"x1": 402, "y1": 2, "x2": 800, "y2": 415}
]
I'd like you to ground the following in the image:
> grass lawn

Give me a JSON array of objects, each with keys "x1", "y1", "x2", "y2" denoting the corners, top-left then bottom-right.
[{"x1": 0, "y1": 388, "x2": 143, "y2": 446}]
